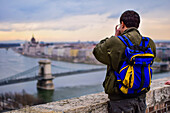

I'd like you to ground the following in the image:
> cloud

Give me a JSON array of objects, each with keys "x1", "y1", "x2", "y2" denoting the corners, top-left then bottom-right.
[
  {"x1": 0, "y1": 0, "x2": 170, "y2": 41},
  {"x1": 0, "y1": 13, "x2": 114, "y2": 32},
  {"x1": 0, "y1": 0, "x2": 110, "y2": 22},
  {"x1": 0, "y1": 29, "x2": 12, "y2": 32},
  {"x1": 0, "y1": 0, "x2": 169, "y2": 24}
]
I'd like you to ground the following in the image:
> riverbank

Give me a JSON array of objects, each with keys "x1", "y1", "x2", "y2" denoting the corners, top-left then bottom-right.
[
  {"x1": 0, "y1": 90, "x2": 44, "y2": 112},
  {"x1": 12, "y1": 48, "x2": 101, "y2": 65},
  {"x1": 12, "y1": 48, "x2": 170, "y2": 72}
]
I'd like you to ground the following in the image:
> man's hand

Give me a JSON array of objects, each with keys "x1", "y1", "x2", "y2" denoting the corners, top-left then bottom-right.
[
  {"x1": 115, "y1": 25, "x2": 121, "y2": 36},
  {"x1": 165, "y1": 81, "x2": 170, "y2": 85}
]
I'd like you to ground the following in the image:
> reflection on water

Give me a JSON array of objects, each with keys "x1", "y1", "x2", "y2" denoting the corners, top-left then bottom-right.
[
  {"x1": 36, "y1": 84, "x2": 103, "y2": 102},
  {"x1": 37, "y1": 89, "x2": 54, "y2": 103},
  {"x1": 52, "y1": 84, "x2": 103, "y2": 101}
]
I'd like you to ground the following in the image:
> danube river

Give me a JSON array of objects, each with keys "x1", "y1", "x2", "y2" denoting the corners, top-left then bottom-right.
[{"x1": 0, "y1": 49, "x2": 169, "y2": 102}]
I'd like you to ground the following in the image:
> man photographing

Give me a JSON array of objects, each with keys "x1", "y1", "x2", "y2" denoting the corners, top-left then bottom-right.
[{"x1": 93, "y1": 10, "x2": 156, "y2": 113}]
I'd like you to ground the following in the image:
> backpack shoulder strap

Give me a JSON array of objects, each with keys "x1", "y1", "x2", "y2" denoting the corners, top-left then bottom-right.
[
  {"x1": 117, "y1": 35, "x2": 133, "y2": 47},
  {"x1": 139, "y1": 37, "x2": 150, "y2": 47}
]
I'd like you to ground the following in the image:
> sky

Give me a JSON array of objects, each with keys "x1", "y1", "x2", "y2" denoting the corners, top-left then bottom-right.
[{"x1": 0, "y1": 0, "x2": 170, "y2": 42}]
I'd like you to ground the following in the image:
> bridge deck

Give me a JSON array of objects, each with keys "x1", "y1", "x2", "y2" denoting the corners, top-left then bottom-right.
[{"x1": 0, "y1": 67, "x2": 106, "y2": 86}]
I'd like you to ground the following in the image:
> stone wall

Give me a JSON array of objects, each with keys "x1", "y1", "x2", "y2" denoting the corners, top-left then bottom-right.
[{"x1": 8, "y1": 77, "x2": 170, "y2": 113}]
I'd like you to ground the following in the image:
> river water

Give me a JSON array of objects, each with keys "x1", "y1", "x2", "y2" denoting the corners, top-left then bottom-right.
[{"x1": 0, "y1": 48, "x2": 169, "y2": 102}]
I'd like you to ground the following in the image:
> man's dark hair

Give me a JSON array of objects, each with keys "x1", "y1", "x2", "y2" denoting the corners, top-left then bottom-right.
[{"x1": 120, "y1": 10, "x2": 140, "y2": 28}]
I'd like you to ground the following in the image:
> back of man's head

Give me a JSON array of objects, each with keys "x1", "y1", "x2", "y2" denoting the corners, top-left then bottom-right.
[{"x1": 120, "y1": 10, "x2": 140, "y2": 28}]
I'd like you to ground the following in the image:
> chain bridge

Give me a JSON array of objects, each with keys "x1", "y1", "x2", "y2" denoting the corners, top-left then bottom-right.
[{"x1": 0, "y1": 60, "x2": 106, "y2": 89}]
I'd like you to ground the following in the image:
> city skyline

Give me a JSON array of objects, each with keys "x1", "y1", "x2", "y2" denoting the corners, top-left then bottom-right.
[{"x1": 0, "y1": 0, "x2": 170, "y2": 42}]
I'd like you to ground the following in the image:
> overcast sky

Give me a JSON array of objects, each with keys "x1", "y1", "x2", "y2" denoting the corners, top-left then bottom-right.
[{"x1": 0, "y1": 0, "x2": 169, "y2": 42}]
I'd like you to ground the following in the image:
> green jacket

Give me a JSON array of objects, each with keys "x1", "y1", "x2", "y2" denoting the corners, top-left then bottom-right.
[{"x1": 93, "y1": 27, "x2": 156, "y2": 100}]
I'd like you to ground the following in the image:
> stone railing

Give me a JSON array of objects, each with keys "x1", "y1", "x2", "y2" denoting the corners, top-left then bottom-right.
[{"x1": 7, "y1": 77, "x2": 170, "y2": 113}]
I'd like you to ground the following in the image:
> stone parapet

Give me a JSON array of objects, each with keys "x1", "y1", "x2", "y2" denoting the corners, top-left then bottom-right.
[
  {"x1": 7, "y1": 77, "x2": 170, "y2": 113},
  {"x1": 146, "y1": 77, "x2": 170, "y2": 107}
]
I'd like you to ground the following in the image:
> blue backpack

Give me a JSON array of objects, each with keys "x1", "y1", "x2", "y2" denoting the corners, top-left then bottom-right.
[{"x1": 114, "y1": 35, "x2": 154, "y2": 97}]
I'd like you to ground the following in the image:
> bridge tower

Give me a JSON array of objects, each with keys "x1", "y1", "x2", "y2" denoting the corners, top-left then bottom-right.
[{"x1": 37, "y1": 60, "x2": 54, "y2": 90}]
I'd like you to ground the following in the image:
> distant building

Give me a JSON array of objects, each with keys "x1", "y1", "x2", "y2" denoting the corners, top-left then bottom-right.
[
  {"x1": 17, "y1": 39, "x2": 100, "y2": 64},
  {"x1": 22, "y1": 35, "x2": 45, "y2": 56},
  {"x1": 63, "y1": 47, "x2": 71, "y2": 58},
  {"x1": 78, "y1": 49, "x2": 87, "y2": 58},
  {"x1": 70, "y1": 49, "x2": 79, "y2": 58},
  {"x1": 156, "y1": 42, "x2": 170, "y2": 61}
]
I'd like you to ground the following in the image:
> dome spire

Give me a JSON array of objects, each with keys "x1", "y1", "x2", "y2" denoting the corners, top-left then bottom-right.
[{"x1": 31, "y1": 34, "x2": 36, "y2": 43}]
